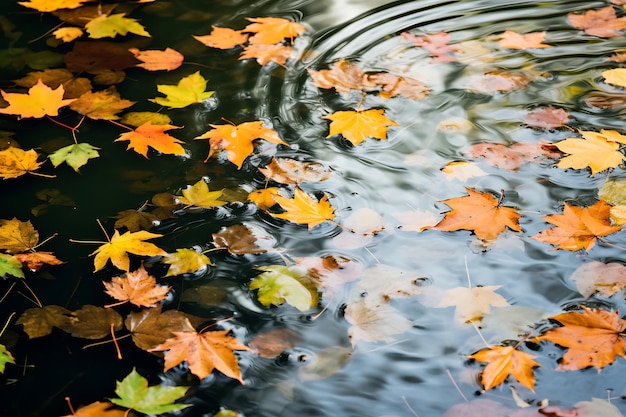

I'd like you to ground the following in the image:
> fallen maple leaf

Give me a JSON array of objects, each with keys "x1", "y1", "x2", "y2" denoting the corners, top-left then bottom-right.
[
  {"x1": 469, "y1": 346, "x2": 540, "y2": 391},
  {"x1": 194, "y1": 120, "x2": 287, "y2": 169},
  {"x1": 82, "y1": 229, "x2": 167, "y2": 272},
  {"x1": 0, "y1": 253, "x2": 25, "y2": 279},
  {"x1": 344, "y1": 300, "x2": 413, "y2": 346},
  {"x1": 53, "y1": 27, "x2": 84, "y2": 43},
  {"x1": 110, "y1": 369, "x2": 189, "y2": 414},
  {"x1": 249, "y1": 328, "x2": 298, "y2": 358},
  {"x1": 194, "y1": 26, "x2": 249, "y2": 49},
  {"x1": 16, "y1": 305, "x2": 71, "y2": 338},
  {"x1": 568, "y1": 6, "x2": 626, "y2": 38},
  {"x1": 61, "y1": 401, "x2": 126, "y2": 417},
  {"x1": 18, "y1": 0, "x2": 87, "y2": 12},
  {"x1": 524, "y1": 106, "x2": 570, "y2": 129},
  {"x1": 434, "y1": 188, "x2": 522, "y2": 241},
  {"x1": 0, "y1": 218, "x2": 39, "y2": 253},
  {"x1": 401, "y1": 31, "x2": 457, "y2": 63},
  {"x1": 115, "y1": 122, "x2": 186, "y2": 158},
  {"x1": 129, "y1": 48, "x2": 184, "y2": 71},
  {"x1": 14, "y1": 251, "x2": 63, "y2": 272},
  {"x1": 555, "y1": 130, "x2": 626, "y2": 175},
  {"x1": 570, "y1": 260, "x2": 626, "y2": 298},
  {"x1": 469, "y1": 70, "x2": 531, "y2": 93},
  {"x1": 440, "y1": 161, "x2": 487, "y2": 181},
  {"x1": 177, "y1": 179, "x2": 226, "y2": 208},
  {"x1": 151, "y1": 326, "x2": 249, "y2": 383},
  {"x1": 212, "y1": 223, "x2": 276, "y2": 255},
  {"x1": 248, "y1": 187, "x2": 285, "y2": 210},
  {"x1": 308, "y1": 59, "x2": 365, "y2": 93},
  {"x1": 532, "y1": 201, "x2": 622, "y2": 251},
  {"x1": 103, "y1": 264, "x2": 170, "y2": 307},
  {"x1": 259, "y1": 157, "x2": 331, "y2": 184},
  {"x1": 14, "y1": 68, "x2": 92, "y2": 99},
  {"x1": 361, "y1": 72, "x2": 430, "y2": 100},
  {"x1": 85, "y1": 13, "x2": 151, "y2": 39},
  {"x1": 0, "y1": 79, "x2": 75, "y2": 118},
  {"x1": 125, "y1": 305, "x2": 196, "y2": 351},
  {"x1": 271, "y1": 187, "x2": 336, "y2": 229},
  {"x1": 323, "y1": 108, "x2": 398, "y2": 146},
  {"x1": 162, "y1": 248, "x2": 213, "y2": 277},
  {"x1": 538, "y1": 306, "x2": 626, "y2": 370},
  {"x1": 355, "y1": 264, "x2": 425, "y2": 307},
  {"x1": 249, "y1": 265, "x2": 319, "y2": 311},
  {"x1": 239, "y1": 44, "x2": 293, "y2": 66},
  {"x1": 602, "y1": 68, "x2": 626, "y2": 88},
  {"x1": 49, "y1": 143, "x2": 101, "y2": 172},
  {"x1": 243, "y1": 17, "x2": 306, "y2": 44},
  {"x1": 69, "y1": 87, "x2": 135, "y2": 120},
  {"x1": 0, "y1": 147, "x2": 47, "y2": 179},
  {"x1": 468, "y1": 142, "x2": 561, "y2": 171},
  {"x1": 436, "y1": 285, "x2": 509, "y2": 323},
  {"x1": 499, "y1": 30, "x2": 550, "y2": 49},
  {"x1": 150, "y1": 71, "x2": 214, "y2": 108}
]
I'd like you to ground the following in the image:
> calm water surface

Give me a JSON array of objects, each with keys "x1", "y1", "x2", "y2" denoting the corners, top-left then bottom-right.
[{"x1": 1, "y1": 0, "x2": 626, "y2": 416}]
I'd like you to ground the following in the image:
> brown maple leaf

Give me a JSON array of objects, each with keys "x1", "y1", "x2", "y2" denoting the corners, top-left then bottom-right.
[
  {"x1": 532, "y1": 201, "x2": 622, "y2": 251},
  {"x1": 524, "y1": 107, "x2": 570, "y2": 129},
  {"x1": 259, "y1": 157, "x2": 332, "y2": 185},
  {"x1": 468, "y1": 142, "x2": 561, "y2": 170},
  {"x1": 103, "y1": 264, "x2": 170, "y2": 308},
  {"x1": 470, "y1": 70, "x2": 531, "y2": 93},
  {"x1": 14, "y1": 251, "x2": 64, "y2": 271},
  {"x1": 151, "y1": 326, "x2": 249, "y2": 383},
  {"x1": 308, "y1": 59, "x2": 364, "y2": 93},
  {"x1": 469, "y1": 346, "x2": 540, "y2": 391},
  {"x1": 538, "y1": 306, "x2": 626, "y2": 370},
  {"x1": 115, "y1": 122, "x2": 186, "y2": 158},
  {"x1": 568, "y1": 6, "x2": 626, "y2": 38},
  {"x1": 434, "y1": 188, "x2": 522, "y2": 241}
]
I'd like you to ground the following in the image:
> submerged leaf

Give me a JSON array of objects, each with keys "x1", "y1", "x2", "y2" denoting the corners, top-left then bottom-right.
[{"x1": 250, "y1": 265, "x2": 319, "y2": 311}]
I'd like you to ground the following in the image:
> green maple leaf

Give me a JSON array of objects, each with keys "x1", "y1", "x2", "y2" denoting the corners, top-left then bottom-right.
[
  {"x1": 85, "y1": 13, "x2": 150, "y2": 39},
  {"x1": 0, "y1": 253, "x2": 24, "y2": 278},
  {"x1": 0, "y1": 344, "x2": 15, "y2": 373},
  {"x1": 110, "y1": 368, "x2": 190, "y2": 415},
  {"x1": 49, "y1": 143, "x2": 100, "y2": 172},
  {"x1": 249, "y1": 265, "x2": 318, "y2": 311},
  {"x1": 150, "y1": 71, "x2": 214, "y2": 108}
]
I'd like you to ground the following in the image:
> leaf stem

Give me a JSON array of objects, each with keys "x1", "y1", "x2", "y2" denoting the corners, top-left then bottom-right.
[
  {"x1": 68, "y1": 238, "x2": 107, "y2": 245},
  {"x1": 598, "y1": 237, "x2": 626, "y2": 251},
  {"x1": 0, "y1": 312, "x2": 16, "y2": 338},
  {"x1": 108, "y1": 120, "x2": 134, "y2": 131},
  {"x1": 446, "y1": 369, "x2": 468, "y2": 402},
  {"x1": 32, "y1": 232, "x2": 58, "y2": 250},
  {"x1": 21, "y1": 280, "x2": 42, "y2": 308},
  {"x1": 111, "y1": 322, "x2": 122, "y2": 360},
  {"x1": 97, "y1": 219, "x2": 111, "y2": 242}
]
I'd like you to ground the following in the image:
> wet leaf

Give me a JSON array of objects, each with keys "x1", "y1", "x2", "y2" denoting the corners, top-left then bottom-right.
[
  {"x1": 568, "y1": 6, "x2": 626, "y2": 38},
  {"x1": 113, "y1": 209, "x2": 157, "y2": 232},
  {"x1": 538, "y1": 306, "x2": 626, "y2": 370},
  {"x1": 88, "y1": 229, "x2": 167, "y2": 272},
  {"x1": 345, "y1": 300, "x2": 413, "y2": 346},
  {"x1": 121, "y1": 111, "x2": 172, "y2": 127},
  {"x1": 468, "y1": 346, "x2": 540, "y2": 391},
  {"x1": 323, "y1": 108, "x2": 399, "y2": 146},
  {"x1": 243, "y1": 17, "x2": 305, "y2": 45},
  {"x1": 61, "y1": 304, "x2": 123, "y2": 339},
  {"x1": 177, "y1": 179, "x2": 226, "y2": 208},
  {"x1": 468, "y1": 142, "x2": 561, "y2": 170},
  {"x1": 436, "y1": 285, "x2": 509, "y2": 323},
  {"x1": 555, "y1": 129, "x2": 626, "y2": 176},
  {"x1": 103, "y1": 264, "x2": 170, "y2": 307},
  {"x1": 531, "y1": 200, "x2": 622, "y2": 251},
  {"x1": 13, "y1": 68, "x2": 92, "y2": 99},
  {"x1": 294, "y1": 255, "x2": 362, "y2": 295},
  {"x1": 499, "y1": 30, "x2": 550, "y2": 49},
  {"x1": 0, "y1": 218, "x2": 39, "y2": 253},
  {"x1": 434, "y1": 188, "x2": 522, "y2": 241},
  {"x1": 524, "y1": 106, "x2": 570, "y2": 129},
  {"x1": 470, "y1": 70, "x2": 531, "y2": 93},
  {"x1": 14, "y1": 251, "x2": 63, "y2": 271},
  {"x1": 308, "y1": 59, "x2": 365, "y2": 93},
  {"x1": 195, "y1": 121, "x2": 287, "y2": 169},
  {"x1": 361, "y1": 72, "x2": 430, "y2": 100},
  {"x1": 575, "y1": 398, "x2": 624, "y2": 417},
  {"x1": 249, "y1": 328, "x2": 298, "y2": 358},
  {"x1": 259, "y1": 157, "x2": 331, "y2": 184},
  {"x1": 392, "y1": 208, "x2": 443, "y2": 232},
  {"x1": 212, "y1": 223, "x2": 275, "y2": 255},
  {"x1": 271, "y1": 187, "x2": 336, "y2": 229},
  {"x1": 249, "y1": 265, "x2": 319, "y2": 311},
  {"x1": 0, "y1": 147, "x2": 46, "y2": 179},
  {"x1": 150, "y1": 71, "x2": 214, "y2": 108},
  {"x1": 298, "y1": 346, "x2": 353, "y2": 381},
  {"x1": 69, "y1": 87, "x2": 135, "y2": 120},
  {"x1": 355, "y1": 264, "x2": 426, "y2": 306},
  {"x1": 17, "y1": 305, "x2": 71, "y2": 338},
  {"x1": 0, "y1": 79, "x2": 75, "y2": 118},
  {"x1": 441, "y1": 161, "x2": 487, "y2": 181},
  {"x1": 0, "y1": 253, "x2": 24, "y2": 278},
  {"x1": 401, "y1": 31, "x2": 457, "y2": 63},
  {"x1": 129, "y1": 48, "x2": 184, "y2": 71},
  {"x1": 115, "y1": 122, "x2": 186, "y2": 158},
  {"x1": 194, "y1": 26, "x2": 249, "y2": 49},
  {"x1": 125, "y1": 305, "x2": 196, "y2": 351},
  {"x1": 65, "y1": 41, "x2": 139, "y2": 74},
  {"x1": 110, "y1": 368, "x2": 190, "y2": 414},
  {"x1": 60, "y1": 401, "x2": 126, "y2": 417},
  {"x1": 49, "y1": 143, "x2": 101, "y2": 172},
  {"x1": 151, "y1": 327, "x2": 249, "y2": 383},
  {"x1": 239, "y1": 44, "x2": 293, "y2": 66},
  {"x1": 0, "y1": 345, "x2": 15, "y2": 373},
  {"x1": 53, "y1": 27, "x2": 83, "y2": 43},
  {"x1": 163, "y1": 248, "x2": 212, "y2": 277},
  {"x1": 570, "y1": 260, "x2": 626, "y2": 298},
  {"x1": 85, "y1": 13, "x2": 151, "y2": 39},
  {"x1": 18, "y1": 0, "x2": 87, "y2": 12},
  {"x1": 602, "y1": 68, "x2": 626, "y2": 88},
  {"x1": 247, "y1": 187, "x2": 285, "y2": 210}
]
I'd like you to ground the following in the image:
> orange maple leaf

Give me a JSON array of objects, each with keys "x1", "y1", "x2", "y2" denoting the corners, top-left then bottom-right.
[
  {"x1": 115, "y1": 122, "x2": 186, "y2": 158},
  {"x1": 538, "y1": 306, "x2": 626, "y2": 370},
  {"x1": 271, "y1": 187, "x2": 336, "y2": 229},
  {"x1": 0, "y1": 79, "x2": 75, "y2": 119},
  {"x1": 568, "y1": 6, "x2": 626, "y2": 37},
  {"x1": 308, "y1": 59, "x2": 365, "y2": 93},
  {"x1": 69, "y1": 87, "x2": 136, "y2": 120},
  {"x1": 499, "y1": 30, "x2": 550, "y2": 49},
  {"x1": 60, "y1": 401, "x2": 126, "y2": 417},
  {"x1": 194, "y1": 121, "x2": 287, "y2": 169},
  {"x1": 243, "y1": 17, "x2": 305, "y2": 45},
  {"x1": 323, "y1": 109, "x2": 399, "y2": 146},
  {"x1": 194, "y1": 26, "x2": 249, "y2": 49},
  {"x1": 103, "y1": 264, "x2": 170, "y2": 308},
  {"x1": 15, "y1": 251, "x2": 64, "y2": 272},
  {"x1": 151, "y1": 327, "x2": 249, "y2": 383},
  {"x1": 129, "y1": 47, "x2": 184, "y2": 71},
  {"x1": 469, "y1": 346, "x2": 540, "y2": 391},
  {"x1": 239, "y1": 44, "x2": 293, "y2": 66},
  {"x1": 434, "y1": 188, "x2": 522, "y2": 241},
  {"x1": 532, "y1": 201, "x2": 622, "y2": 251}
]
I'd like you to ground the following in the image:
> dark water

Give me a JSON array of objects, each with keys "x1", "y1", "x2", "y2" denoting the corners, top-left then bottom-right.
[{"x1": 1, "y1": 0, "x2": 626, "y2": 416}]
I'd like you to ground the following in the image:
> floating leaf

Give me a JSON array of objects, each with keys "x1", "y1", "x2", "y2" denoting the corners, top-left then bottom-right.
[
  {"x1": 13, "y1": 68, "x2": 91, "y2": 99},
  {"x1": 436, "y1": 285, "x2": 509, "y2": 323},
  {"x1": 0, "y1": 218, "x2": 39, "y2": 253},
  {"x1": 570, "y1": 260, "x2": 626, "y2": 298},
  {"x1": 85, "y1": 13, "x2": 150, "y2": 39},
  {"x1": 602, "y1": 68, "x2": 626, "y2": 88},
  {"x1": 0, "y1": 253, "x2": 24, "y2": 278},
  {"x1": 271, "y1": 187, "x2": 335, "y2": 229},
  {"x1": 49, "y1": 143, "x2": 100, "y2": 172},
  {"x1": 249, "y1": 265, "x2": 319, "y2": 311},
  {"x1": 468, "y1": 142, "x2": 560, "y2": 171},
  {"x1": 355, "y1": 264, "x2": 425, "y2": 306},
  {"x1": 14, "y1": 251, "x2": 63, "y2": 272},
  {"x1": 259, "y1": 157, "x2": 331, "y2": 184},
  {"x1": 194, "y1": 27, "x2": 249, "y2": 49},
  {"x1": 60, "y1": 401, "x2": 126, "y2": 417},
  {"x1": 129, "y1": 48, "x2": 184, "y2": 71},
  {"x1": 0, "y1": 345, "x2": 14, "y2": 373},
  {"x1": 0, "y1": 79, "x2": 75, "y2": 118},
  {"x1": 401, "y1": 31, "x2": 457, "y2": 63},
  {"x1": 469, "y1": 346, "x2": 540, "y2": 391},
  {"x1": 125, "y1": 305, "x2": 196, "y2": 351},
  {"x1": 243, "y1": 17, "x2": 305, "y2": 45},
  {"x1": 498, "y1": 30, "x2": 550, "y2": 49},
  {"x1": 344, "y1": 300, "x2": 413, "y2": 346},
  {"x1": 323, "y1": 109, "x2": 398, "y2": 146},
  {"x1": 18, "y1": 0, "x2": 87, "y2": 12},
  {"x1": 177, "y1": 179, "x2": 226, "y2": 209},
  {"x1": 17, "y1": 305, "x2": 71, "y2": 338},
  {"x1": 524, "y1": 106, "x2": 570, "y2": 129},
  {"x1": 0, "y1": 147, "x2": 46, "y2": 179},
  {"x1": 249, "y1": 328, "x2": 298, "y2": 358},
  {"x1": 212, "y1": 223, "x2": 275, "y2": 255},
  {"x1": 163, "y1": 248, "x2": 212, "y2": 277},
  {"x1": 239, "y1": 44, "x2": 293, "y2": 66},
  {"x1": 150, "y1": 71, "x2": 213, "y2": 108},
  {"x1": 69, "y1": 87, "x2": 135, "y2": 120},
  {"x1": 110, "y1": 369, "x2": 190, "y2": 414},
  {"x1": 87, "y1": 229, "x2": 167, "y2": 272},
  {"x1": 61, "y1": 304, "x2": 123, "y2": 339},
  {"x1": 103, "y1": 264, "x2": 170, "y2": 308},
  {"x1": 568, "y1": 6, "x2": 626, "y2": 38},
  {"x1": 115, "y1": 122, "x2": 186, "y2": 158},
  {"x1": 555, "y1": 130, "x2": 626, "y2": 176},
  {"x1": 53, "y1": 27, "x2": 83, "y2": 43},
  {"x1": 441, "y1": 161, "x2": 487, "y2": 181},
  {"x1": 121, "y1": 111, "x2": 172, "y2": 127}
]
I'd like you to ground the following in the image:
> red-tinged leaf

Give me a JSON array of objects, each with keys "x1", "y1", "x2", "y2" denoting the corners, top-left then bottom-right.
[
  {"x1": 115, "y1": 122, "x2": 186, "y2": 158},
  {"x1": 524, "y1": 107, "x2": 570, "y2": 129},
  {"x1": 129, "y1": 48, "x2": 184, "y2": 71},
  {"x1": 401, "y1": 31, "x2": 457, "y2": 63},
  {"x1": 568, "y1": 6, "x2": 626, "y2": 37},
  {"x1": 468, "y1": 142, "x2": 561, "y2": 170}
]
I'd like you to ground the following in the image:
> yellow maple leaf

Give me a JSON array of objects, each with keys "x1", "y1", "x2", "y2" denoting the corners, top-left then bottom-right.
[
  {"x1": 163, "y1": 248, "x2": 213, "y2": 277},
  {"x1": 115, "y1": 122, "x2": 186, "y2": 158},
  {"x1": 243, "y1": 17, "x2": 306, "y2": 45},
  {"x1": 85, "y1": 13, "x2": 150, "y2": 39},
  {"x1": 0, "y1": 218, "x2": 39, "y2": 253},
  {"x1": 81, "y1": 229, "x2": 167, "y2": 272},
  {"x1": 555, "y1": 130, "x2": 625, "y2": 176},
  {"x1": 177, "y1": 179, "x2": 227, "y2": 209},
  {"x1": 150, "y1": 71, "x2": 214, "y2": 108},
  {"x1": 103, "y1": 264, "x2": 170, "y2": 307},
  {"x1": 469, "y1": 346, "x2": 540, "y2": 391},
  {"x1": 271, "y1": 187, "x2": 335, "y2": 229},
  {"x1": 194, "y1": 121, "x2": 287, "y2": 169},
  {"x1": 18, "y1": 0, "x2": 87, "y2": 12},
  {"x1": 0, "y1": 79, "x2": 75, "y2": 119},
  {"x1": 0, "y1": 147, "x2": 47, "y2": 180},
  {"x1": 322, "y1": 109, "x2": 399, "y2": 146},
  {"x1": 602, "y1": 68, "x2": 626, "y2": 88},
  {"x1": 53, "y1": 27, "x2": 84, "y2": 43}
]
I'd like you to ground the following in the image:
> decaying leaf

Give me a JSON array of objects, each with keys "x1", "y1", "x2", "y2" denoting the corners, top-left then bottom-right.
[
  {"x1": 434, "y1": 188, "x2": 522, "y2": 241},
  {"x1": 13, "y1": 68, "x2": 91, "y2": 99},
  {"x1": 271, "y1": 187, "x2": 336, "y2": 229},
  {"x1": 151, "y1": 326, "x2": 249, "y2": 383},
  {"x1": 499, "y1": 30, "x2": 550, "y2": 49},
  {"x1": 298, "y1": 346, "x2": 353, "y2": 381},
  {"x1": 17, "y1": 305, "x2": 71, "y2": 338},
  {"x1": 0, "y1": 218, "x2": 39, "y2": 253},
  {"x1": 344, "y1": 300, "x2": 413, "y2": 346},
  {"x1": 570, "y1": 260, "x2": 626, "y2": 298},
  {"x1": 103, "y1": 264, "x2": 170, "y2": 307},
  {"x1": 538, "y1": 306, "x2": 626, "y2": 370},
  {"x1": 401, "y1": 31, "x2": 458, "y2": 63},
  {"x1": 14, "y1": 251, "x2": 63, "y2": 271},
  {"x1": 355, "y1": 264, "x2": 426, "y2": 306},
  {"x1": 568, "y1": 6, "x2": 626, "y2": 38},
  {"x1": 85, "y1": 13, "x2": 151, "y2": 39},
  {"x1": 61, "y1": 304, "x2": 124, "y2": 339},
  {"x1": 468, "y1": 142, "x2": 561, "y2": 170},
  {"x1": 436, "y1": 285, "x2": 509, "y2": 323},
  {"x1": 469, "y1": 70, "x2": 531, "y2": 93},
  {"x1": 248, "y1": 328, "x2": 298, "y2": 358},
  {"x1": 249, "y1": 265, "x2": 319, "y2": 311},
  {"x1": 469, "y1": 346, "x2": 540, "y2": 391},
  {"x1": 323, "y1": 108, "x2": 399, "y2": 146},
  {"x1": 125, "y1": 305, "x2": 196, "y2": 351},
  {"x1": 393, "y1": 208, "x2": 443, "y2": 232},
  {"x1": 0, "y1": 147, "x2": 46, "y2": 179},
  {"x1": 162, "y1": 248, "x2": 213, "y2": 277},
  {"x1": 259, "y1": 157, "x2": 331, "y2": 184},
  {"x1": 212, "y1": 223, "x2": 275, "y2": 254},
  {"x1": 524, "y1": 107, "x2": 570, "y2": 129},
  {"x1": 532, "y1": 201, "x2": 622, "y2": 251}
]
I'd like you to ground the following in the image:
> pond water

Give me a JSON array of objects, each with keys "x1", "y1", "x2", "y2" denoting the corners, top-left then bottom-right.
[{"x1": 1, "y1": 0, "x2": 626, "y2": 416}]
